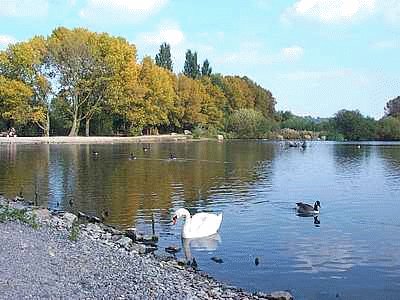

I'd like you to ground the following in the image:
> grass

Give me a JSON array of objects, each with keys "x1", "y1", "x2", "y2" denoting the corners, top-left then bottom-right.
[
  {"x1": 68, "y1": 219, "x2": 80, "y2": 242},
  {"x1": 0, "y1": 203, "x2": 39, "y2": 229}
]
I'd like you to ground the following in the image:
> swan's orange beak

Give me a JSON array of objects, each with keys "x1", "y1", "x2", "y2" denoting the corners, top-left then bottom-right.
[{"x1": 172, "y1": 216, "x2": 177, "y2": 225}]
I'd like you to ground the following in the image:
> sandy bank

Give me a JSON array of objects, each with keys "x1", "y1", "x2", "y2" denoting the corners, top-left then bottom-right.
[{"x1": 0, "y1": 134, "x2": 192, "y2": 145}]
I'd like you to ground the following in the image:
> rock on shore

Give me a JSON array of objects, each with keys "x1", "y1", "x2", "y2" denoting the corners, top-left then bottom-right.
[{"x1": 0, "y1": 196, "x2": 294, "y2": 300}]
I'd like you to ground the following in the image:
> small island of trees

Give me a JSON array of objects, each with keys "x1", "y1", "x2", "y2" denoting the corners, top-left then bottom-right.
[{"x1": 0, "y1": 27, "x2": 399, "y2": 141}]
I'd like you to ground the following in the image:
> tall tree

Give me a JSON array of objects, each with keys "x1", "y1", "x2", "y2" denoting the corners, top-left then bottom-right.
[
  {"x1": 139, "y1": 57, "x2": 176, "y2": 132},
  {"x1": 0, "y1": 37, "x2": 51, "y2": 135},
  {"x1": 183, "y1": 50, "x2": 200, "y2": 79},
  {"x1": 155, "y1": 42, "x2": 173, "y2": 72},
  {"x1": 201, "y1": 59, "x2": 212, "y2": 77},
  {"x1": 0, "y1": 75, "x2": 33, "y2": 125},
  {"x1": 385, "y1": 96, "x2": 400, "y2": 117},
  {"x1": 47, "y1": 27, "x2": 139, "y2": 136}
]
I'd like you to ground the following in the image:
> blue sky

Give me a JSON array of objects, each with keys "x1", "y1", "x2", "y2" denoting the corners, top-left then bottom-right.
[{"x1": 0, "y1": 0, "x2": 399, "y2": 119}]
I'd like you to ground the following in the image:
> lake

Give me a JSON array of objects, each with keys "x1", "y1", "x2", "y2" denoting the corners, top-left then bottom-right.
[{"x1": 1, "y1": 140, "x2": 400, "y2": 300}]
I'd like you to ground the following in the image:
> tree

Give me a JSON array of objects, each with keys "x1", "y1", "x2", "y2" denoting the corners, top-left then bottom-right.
[
  {"x1": 155, "y1": 42, "x2": 173, "y2": 72},
  {"x1": 333, "y1": 109, "x2": 376, "y2": 141},
  {"x1": 201, "y1": 59, "x2": 212, "y2": 77},
  {"x1": 139, "y1": 57, "x2": 176, "y2": 133},
  {"x1": 0, "y1": 37, "x2": 51, "y2": 135},
  {"x1": 377, "y1": 117, "x2": 400, "y2": 140},
  {"x1": 200, "y1": 77, "x2": 226, "y2": 127},
  {"x1": 177, "y1": 75, "x2": 208, "y2": 128},
  {"x1": 385, "y1": 96, "x2": 400, "y2": 117},
  {"x1": 47, "y1": 27, "x2": 140, "y2": 136},
  {"x1": 226, "y1": 109, "x2": 273, "y2": 138},
  {"x1": 0, "y1": 75, "x2": 33, "y2": 125},
  {"x1": 183, "y1": 50, "x2": 200, "y2": 79}
]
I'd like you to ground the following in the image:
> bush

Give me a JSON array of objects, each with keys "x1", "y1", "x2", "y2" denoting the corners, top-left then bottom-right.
[
  {"x1": 128, "y1": 126, "x2": 143, "y2": 136},
  {"x1": 226, "y1": 109, "x2": 274, "y2": 138},
  {"x1": 192, "y1": 125, "x2": 223, "y2": 139},
  {"x1": 377, "y1": 117, "x2": 400, "y2": 140},
  {"x1": 326, "y1": 131, "x2": 345, "y2": 141}
]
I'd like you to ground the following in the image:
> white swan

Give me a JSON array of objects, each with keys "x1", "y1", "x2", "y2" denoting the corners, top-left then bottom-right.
[{"x1": 172, "y1": 208, "x2": 223, "y2": 239}]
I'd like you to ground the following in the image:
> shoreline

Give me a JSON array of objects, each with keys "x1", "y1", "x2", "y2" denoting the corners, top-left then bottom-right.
[
  {"x1": 0, "y1": 134, "x2": 194, "y2": 145},
  {"x1": 0, "y1": 196, "x2": 293, "y2": 300}
]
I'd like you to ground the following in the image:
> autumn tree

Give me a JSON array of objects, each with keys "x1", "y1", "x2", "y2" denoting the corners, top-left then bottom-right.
[
  {"x1": 0, "y1": 37, "x2": 51, "y2": 135},
  {"x1": 183, "y1": 50, "x2": 200, "y2": 79},
  {"x1": 0, "y1": 76, "x2": 33, "y2": 125},
  {"x1": 200, "y1": 77, "x2": 226, "y2": 127},
  {"x1": 155, "y1": 42, "x2": 173, "y2": 72},
  {"x1": 201, "y1": 59, "x2": 212, "y2": 77},
  {"x1": 139, "y1": 57, "x2": 176, "y2": 133},
  {"x1": 176, "y1": 75, "x2": 210, "y2": 128},
  {"x1": 47, "y1": 27, "x2": 141, "y2": 136}
]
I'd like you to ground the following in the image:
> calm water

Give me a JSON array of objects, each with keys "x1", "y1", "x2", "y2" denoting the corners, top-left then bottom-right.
[{"x1": 1, "y1": 141, "x2": 400, "y2": 299}]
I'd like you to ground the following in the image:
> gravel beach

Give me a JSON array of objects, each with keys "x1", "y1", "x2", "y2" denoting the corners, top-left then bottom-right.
[{"x1": 0, "y1": 198, "x2": 293, "y2": 300}]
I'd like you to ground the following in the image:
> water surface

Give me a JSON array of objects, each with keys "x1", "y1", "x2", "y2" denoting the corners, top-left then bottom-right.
[{"x1": 1, "y1": 141, "x2": 400, "y2": 300}]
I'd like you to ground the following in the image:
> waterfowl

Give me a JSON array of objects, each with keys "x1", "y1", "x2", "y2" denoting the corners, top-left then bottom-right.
[
  {"x1": 165, "y1": 245, "x2": 181, "y2": 255},
  {"x1": 172, "y1": 208, "x2": 223, "y2": 239},
  {"x1": 211, "y1": 256, "x2": 223, "y2": 263},
  {"x1": 129, "y1": 153, "x2": 137, "y2": 160},
  {"x1": 92, "y1": 151, "x2": 99, "y2": 156},
  {"x1": 191, "y1": 257, "x2": 198, "y2": 269},
  {"x1": 169, "y1": 153, "x2": 177, "y2": 160},
  {"x1": 101, "y1": 210, "x2": 109, "y2": 221},
  {"x1": 143, "y1": 146, "x2": 150, "y2": 152},
  {"x1": 296, "y1": 201, "x2": 321, "y2": 214}
]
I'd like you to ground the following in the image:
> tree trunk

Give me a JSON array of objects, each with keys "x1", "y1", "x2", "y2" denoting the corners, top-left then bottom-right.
[
  {"x1": 68, "y1": 109, "x2": 80, "y2": 136},
  {"x1": 44, "y1": 110, "x2": 50, "y2": 137},
  {"x1": 85, "y1": 118, "x2": 90, "y2": 137}
]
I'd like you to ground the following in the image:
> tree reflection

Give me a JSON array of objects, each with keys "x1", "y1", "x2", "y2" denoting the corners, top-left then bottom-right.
[{"x1": 0, "y1": 141, "x2": 276, "y2": 228}]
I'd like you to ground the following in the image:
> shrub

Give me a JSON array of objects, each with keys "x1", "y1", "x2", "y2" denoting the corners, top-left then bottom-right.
[
  {"x1": 226, "y1": 109, "x2": 274, "y2": 138},
  {"x1": 377, "y1": 117, "x2": 400, "y2": 140}
]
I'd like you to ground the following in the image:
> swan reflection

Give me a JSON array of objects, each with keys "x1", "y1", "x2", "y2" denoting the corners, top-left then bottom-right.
[{"x1": 182, "y1": 233, "x2": 221, "y2": 263}]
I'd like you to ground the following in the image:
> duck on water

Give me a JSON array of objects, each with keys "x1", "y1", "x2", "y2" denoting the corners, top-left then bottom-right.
[{"x1": 296, "y1": 201, "x2": 321, "y2": 214}]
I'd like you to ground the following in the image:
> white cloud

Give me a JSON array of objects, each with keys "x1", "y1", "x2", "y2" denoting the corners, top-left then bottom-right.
[
  {"x1": 281, "y1": 46, "x2": 304, "y2": 61},
  {"x1": 80, "y1": 0, "x2": 168, "y2": 23},
  {"x1": 0, "y1": 34, "x2": 17, "y2": 49},
  {"x1": 0, "y1": 0, "x2": 48, "y2": 17},
  {"x1": 284, "y1": 0, "x2": 376, "y2": 23},
  {"x1": 138, "y1": 27, "x2": 184, "y2": 47}
]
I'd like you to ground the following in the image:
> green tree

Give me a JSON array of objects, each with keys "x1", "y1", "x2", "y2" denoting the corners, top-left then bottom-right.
[
  {"x1": 333, "y1": 109, "x2": 376, "y2": 141},
  {"x1": 155, "y1": 42, "x2": 173, "y2": 72},
  {"x1": 377, "y1": 117, "x2": 400, "y2": 140},
  {"x1": 183, "y1": 50, "x2": 200, "y2": 79},
  {"x1": 201, "y1": 59, "x2": 212, "y2": 77},
  {"x1": 385, "y1": 96, "x2": 400, "y2": 117},
  {"x1": 226, "y1": 109, "x2": 274, "y2": 138}
]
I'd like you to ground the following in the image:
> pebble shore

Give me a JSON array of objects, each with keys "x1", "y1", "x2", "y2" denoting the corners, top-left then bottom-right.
[{"x1": 0, "y1": 196, "x2": 294, "y2": 300}]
